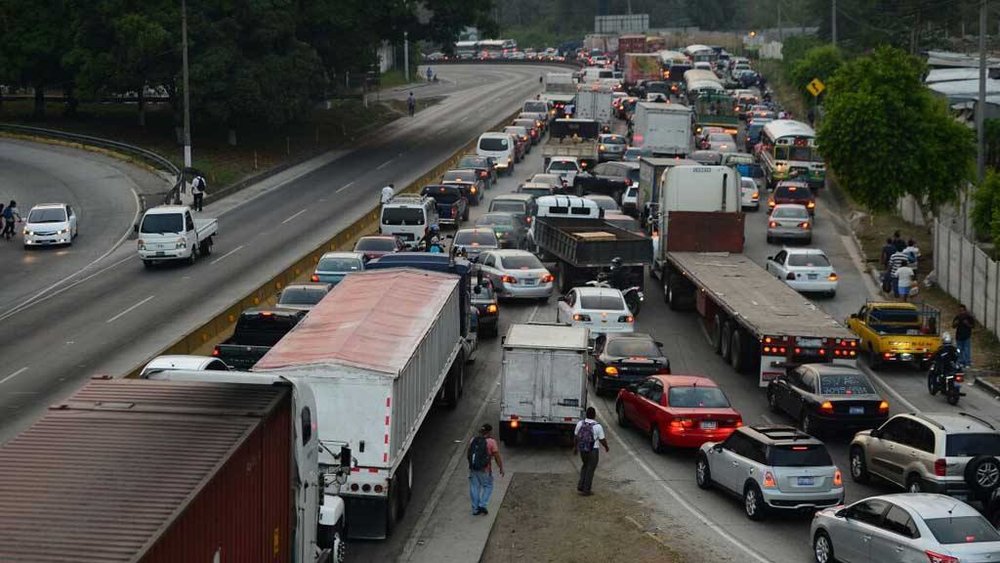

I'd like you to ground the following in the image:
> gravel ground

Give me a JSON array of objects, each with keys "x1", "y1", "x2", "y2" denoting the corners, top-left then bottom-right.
[{"x1": 481, "y1": 472, "x2": 685, "y2": 563}]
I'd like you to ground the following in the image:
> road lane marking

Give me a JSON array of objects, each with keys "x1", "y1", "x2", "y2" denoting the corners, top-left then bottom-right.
[
  {"x1": 400, "y1": 302, "x2": 541, "y2": 562},
  {"x1": 858, "y1": 362, "x2": 919, "y2": 412},
  {"x1": 106, "y1": 295, "x2": 155, "y2": 324},
  {"x1": 335, "y1": 181, "x2": 355, "y2": 193},
  {"x1": 210, "y1": 244, "x2": 245, "y2": 265},
  {"x1": 0, "y1": 367, "x2": 28, "y2": 385},
  {"x1": 376, "y1": 158, "x2": 394, "y2": 170},
  {"x1": 281, "y1": 208, "x2": 308, "y2": 224}
]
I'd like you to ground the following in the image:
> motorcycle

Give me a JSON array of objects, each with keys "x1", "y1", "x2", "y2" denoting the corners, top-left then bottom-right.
[
  {"x1": 927, "y1": 359, "x2": 965, "y2": 405},
  {"x1": 586, "y1": 274, "x2": 644, "y2": 316}
]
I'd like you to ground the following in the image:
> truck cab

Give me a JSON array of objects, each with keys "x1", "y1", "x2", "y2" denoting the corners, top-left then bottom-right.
[
  {"x1": 847, "y1": 301, "x2": 942, "y2": 369},
  {"x1": 136, "y1": 205, "x2": 217, "y2": 267}
]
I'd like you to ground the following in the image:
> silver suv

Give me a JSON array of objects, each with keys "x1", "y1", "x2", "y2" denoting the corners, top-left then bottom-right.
[
  {"x1": 849, "y1": 412, "x2": 1000, "y2": 502},
  {"x1": 696, "y1": 426, "x2": 844, "y2": 521}
]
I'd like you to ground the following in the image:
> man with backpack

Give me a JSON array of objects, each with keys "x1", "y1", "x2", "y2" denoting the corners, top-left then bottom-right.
[
  {"x1": 574, "y1": 407, "x2": 609, "y2": 496},
  {"x1": 191, "y1": 175, "x2": 207, "y2": 212},
  {"x1": 467, "y1": 423, "x2": 503, "y2": 515}
]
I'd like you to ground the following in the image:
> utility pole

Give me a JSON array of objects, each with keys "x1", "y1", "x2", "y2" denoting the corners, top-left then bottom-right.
[
  {"x1": 181, "y1": 0, "x2": 192, "y2": 174},
  {"x1": 832, "y1": 0, "x2": 838, "y2": 46},
  {"x1": 404, "y1": 30, "x2": 410, "y2": 83},
  {"x1": 778, "y1": 1, "x2": 783, "y2": 42},
  {"x1": 977, "y1": 0, "x2": 987, "y2": 186}
]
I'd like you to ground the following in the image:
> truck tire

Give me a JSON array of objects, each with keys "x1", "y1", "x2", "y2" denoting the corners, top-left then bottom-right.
[
  {"x1": 199, "y1": 237, "x2": 213, "y2": 256},
  {"x1": 385, "y1": 478, "x2": 399, "y2": 536},
  {"x1": 712, "y1": 315, "x2": 724, "y2": 354},
  {"x1": 720, "y1": 321, "x2": 733, "y2": 362},
  {"x1": 396, "y1": 458, "x2": 412, "y2": 517},
  {"x1": 730, "y1": 328, "x2": 746, "y2": 373},
  {"x1": 187, "y1": 243, "x2": 198, "y2": 265},
  {"x1": 444, "y1": 357, "x2": 463, "y2": 409}
]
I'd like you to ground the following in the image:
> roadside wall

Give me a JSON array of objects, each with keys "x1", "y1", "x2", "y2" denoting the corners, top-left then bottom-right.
[{"x1": 935, "y1": 219, "x2": 999, "y2": 333}]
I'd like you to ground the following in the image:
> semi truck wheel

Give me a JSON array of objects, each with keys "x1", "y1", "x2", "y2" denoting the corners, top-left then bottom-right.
[
  {"x1": 385, "y1": 479, "x2": 399, "y2": 536},
  {"x1": 730, "y1": 329, "x2": 746, "y2": 373},
  {"x1": 720, "y1": 321, "x2": 733, "y2": 362},
  {"x1": 712, "y1": 315, "x2": 724, "y2": 354}
]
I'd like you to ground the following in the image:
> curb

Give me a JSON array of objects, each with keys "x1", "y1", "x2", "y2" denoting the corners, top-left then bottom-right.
[{"x1": 973, "y1": 374, "x2": 1000, "y2": 398}]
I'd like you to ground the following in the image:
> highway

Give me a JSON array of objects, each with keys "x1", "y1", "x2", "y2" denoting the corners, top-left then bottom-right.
[{"x1": 0, "y1": 64, "x2": 564, "y2": 444}]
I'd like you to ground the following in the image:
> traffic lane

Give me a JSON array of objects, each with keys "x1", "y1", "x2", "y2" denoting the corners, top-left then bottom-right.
[
  {"x1": 0, "y1": 64, "x2": 555, "y2": 442},
  {"x1": 863, "y1": 360, "x2": 1000, "y2": 427},
  {"x1": 0, "y1": 139, "x2": 139, "y2": 312}
]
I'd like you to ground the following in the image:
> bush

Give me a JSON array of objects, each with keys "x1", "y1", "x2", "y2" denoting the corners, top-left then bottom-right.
[{"x1": 973, "y1": 171, "x2": 1000, "y2": 242}]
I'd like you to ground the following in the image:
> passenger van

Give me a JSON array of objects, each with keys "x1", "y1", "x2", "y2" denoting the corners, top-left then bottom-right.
[
  {"x1": 379, "y1": 194, "x2": 438, "y2": 243},
  {"x1": 527, "y1": 195, "x2": 603, "y2": 252},
  {"x1": 488, "y1": 194, "x2": 538, "y2": 229},
  {"x1": 582, "y1": 67, "x2": 614, "y2": 82},
  {"x1": 477, "y1": 132, "x2": 517, "y2": 175}
]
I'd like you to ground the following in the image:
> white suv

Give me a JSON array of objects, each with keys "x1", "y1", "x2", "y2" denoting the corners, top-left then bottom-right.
[{"x1": 697, "y1": 425, "x2": 844, "y2": 520}]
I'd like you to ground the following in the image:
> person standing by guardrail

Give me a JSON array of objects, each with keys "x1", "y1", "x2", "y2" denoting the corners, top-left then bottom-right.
[
  {"x1": 191, "y1": 175, "x2": 207, "y2": 212},
  {"x1": 407, "y1": 93, "x2": 416, "y2": 117}
]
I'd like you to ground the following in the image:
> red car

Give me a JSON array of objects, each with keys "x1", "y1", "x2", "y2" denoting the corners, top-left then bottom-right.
[
  {"x1": 353, "y1": 235, "x2": 405, "y2": 261},
  {"x1": 615, "y1": 375, "x2": 743, "y2": 452}
]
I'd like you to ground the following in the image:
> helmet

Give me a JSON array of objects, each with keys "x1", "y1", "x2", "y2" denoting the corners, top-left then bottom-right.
[
  {"x1": 610, "y1": 257, "x2": 623, "y2": 268},
  {"x1": 942, "y1": 331, "x2": 953, "y2": 345},
  {"x1": 430, "y1": 224, "x2": 440, "y2": 234}
]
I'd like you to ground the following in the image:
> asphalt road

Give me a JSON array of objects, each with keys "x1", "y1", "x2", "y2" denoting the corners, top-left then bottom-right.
[{"x1": 0, "y1": 64, "x2": 565, "y2": 444}]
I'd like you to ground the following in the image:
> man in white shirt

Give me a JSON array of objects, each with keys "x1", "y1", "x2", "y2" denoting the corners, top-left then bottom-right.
[
  {"x1": 574, "y1": 407, "x2": 609, "y2": 496},
  {"x1": 896, "y1": 264, "x2": 915, "y2": 302},
  {"x1": 380, "y1": 183, "x2": 395, "y2": 205},
  {"x1": 888, "y1": 249, "x2": 910, "y2": 297}
]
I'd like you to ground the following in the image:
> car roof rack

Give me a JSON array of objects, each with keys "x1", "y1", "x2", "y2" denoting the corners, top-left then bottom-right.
[{"x1": 958, "y1": 412, "x2": 997, "y2": 430}]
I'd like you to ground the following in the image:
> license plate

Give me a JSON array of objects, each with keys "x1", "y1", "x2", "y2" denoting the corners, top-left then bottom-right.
[
  {"x1": 155, "y1": 251, "x2": 165, "y2": 257},
  {"x1": 849, "y1": 406, "x2": 864, "y2": 415},
  {"x1": 523, "y1": 279, "x2": 536, "y2": 285},
  {"x1": 797, "y1": 338, "x2": 824, "y2": 347},
  {"x1": 807, "y1": 274, "x2": 818, "y2": 280},
  {"x1": 797, "y1": 476, "x2": 814, "y2": 486},
  {"x1": 700, "y1": 420, "x2": 718, "y2": 430}
]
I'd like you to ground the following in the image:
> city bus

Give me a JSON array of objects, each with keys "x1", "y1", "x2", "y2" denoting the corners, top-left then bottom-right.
[{"x1": 759, "y1": 120, "x2": 825, "y2": 190}]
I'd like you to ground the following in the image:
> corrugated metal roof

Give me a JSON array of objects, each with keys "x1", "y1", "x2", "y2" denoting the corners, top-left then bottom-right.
[
  {"x1": 255, "y1": 268, "x2": 459, "y2": 376},
  {"x1": 0, "y1": 378, "x2": 285, "y2": 562}
]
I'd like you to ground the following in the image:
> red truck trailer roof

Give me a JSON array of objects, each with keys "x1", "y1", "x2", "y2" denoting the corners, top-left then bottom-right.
[
  {"x1": 0, "y1": 377, "x2": 292, "y2": 563},
  {"x1": 255, "y1": 268, "x2": 460, "y2": 376}
]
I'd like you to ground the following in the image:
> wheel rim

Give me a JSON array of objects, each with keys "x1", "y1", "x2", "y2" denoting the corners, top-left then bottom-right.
[
  {"x1": 850, "y1": 452, "x2": 863, "y2": 478},
  {"x1": 745, "y1": 488, "x2": 757, "y2": 516},
  {"x1": 908, "y1": 479, "x2": 921, "y2": 493},
  {"x1": 977, "y1": 461, "x2": 1000, "y2": 488},
  {"x1": 814, "y1": 535, "x2": 831, "y2": 563},
  {"x1": 696, "y1": 460, "x2": 707, "y2": 484}
]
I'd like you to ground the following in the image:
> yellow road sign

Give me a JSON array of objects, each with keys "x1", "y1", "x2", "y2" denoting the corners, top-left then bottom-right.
[{"x1": 806, "y1": 78, "x2": 826, "y2": 97}]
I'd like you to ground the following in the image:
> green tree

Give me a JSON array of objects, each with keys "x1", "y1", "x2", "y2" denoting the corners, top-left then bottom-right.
[
  {"x1": 972, "y1": 171, "x2": 1000, "y2": 242},
  {"x1": 0, "y1": 0, "x2": 76, "y2": 118},
  {"x1": 789, "y1": 45, "x2": 842, "y2": 102},
  {"x1": 818, "y1": 46, "x2": 975, "y2": 220}
]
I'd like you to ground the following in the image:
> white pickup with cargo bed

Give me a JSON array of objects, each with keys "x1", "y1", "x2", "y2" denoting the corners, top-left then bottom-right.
[{"x1": 136, "y1": 205, "x2": 217, "y2": 267}]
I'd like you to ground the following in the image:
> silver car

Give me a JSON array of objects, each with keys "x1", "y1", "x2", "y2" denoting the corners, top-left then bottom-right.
[
  {"x1": 452, "y1": 228, "x2": 499, "y2": 261},
  {"x1": 810, "y1": 493, "x2": 1000, "y2": 563},
  {"x1": 767, "y1": 203, "x2": 812, "y2": 244},
  {"x1": 276, "y1": 282, "x2": 332, "y2": 311},
  {"x1": 598, "y1": 134, "x2": 627, "y2": 162},
  {"x1": 697, "y1": 426, "x2": 844, "y2": 521},
  {"x1": 477, "y1": 249, "x2": 554, "y2": 299}
]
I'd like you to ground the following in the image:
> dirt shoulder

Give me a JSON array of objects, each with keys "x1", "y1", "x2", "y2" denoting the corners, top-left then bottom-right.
[{"x1": 481, "y1": 472, "x2": 685, "y2": 563}]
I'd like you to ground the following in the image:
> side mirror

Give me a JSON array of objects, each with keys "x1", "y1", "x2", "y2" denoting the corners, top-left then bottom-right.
[
  {"x1": 339, "y1": 445, "x2": 352, "y2": 471},
  {"x1": 655, "y1": 341, "x2": 664, "y2": 347},
  {"x1": 133, "y1": 224, "x2": 139, "y2": 233},
  {"x1": 869, "y1": 429, "x2": 881, "y2": 439},
  {"x1": 835, "y1": 508, "x2": 848, "y2": 519},
  {"x1": 712, "y1": 444, "x2": 724, "y2": 453},
  {"x1": 766, "y1": 256, "x2": 774, "y2": 262}
]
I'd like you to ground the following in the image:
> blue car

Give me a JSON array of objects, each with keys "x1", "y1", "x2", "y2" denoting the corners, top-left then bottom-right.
[{"x1": 312, "y1": 251, "x2": 364, "y2": 285}]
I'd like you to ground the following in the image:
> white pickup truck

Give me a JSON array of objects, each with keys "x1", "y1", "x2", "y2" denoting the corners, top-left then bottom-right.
[{"x1": 136, "y1": 205, "x2": 217, "y2": 267}]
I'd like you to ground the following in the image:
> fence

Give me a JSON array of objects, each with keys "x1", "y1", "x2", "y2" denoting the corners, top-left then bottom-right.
[{"x1": 934, "y1": 218, "x2": 999, "y2": 333}]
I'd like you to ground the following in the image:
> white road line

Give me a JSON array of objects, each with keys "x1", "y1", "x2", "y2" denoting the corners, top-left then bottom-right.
[
  {"x1": 106, "y1": 295, "x2": 155, "y2": 324},
  {"x1": 210, "y1": 244, "x2": 245, "y2": 265},
  {"x1": 281, "y1": 208, "x2": 308, "y2": 224},
  {"x1": 594, "y1": 398, "x2": 772, "y2": 563},
  {"x1": 400, "y1": 302, "x2": 541, "y2": 562},
  {"x1": 0, "y1": 367, "x2": 29, "y2": 385},
  {"x1": 375, "y1": 158, "x2": 394, "y2": 170},
  {"x1": 335, "y1": 181, "x2": 355, "y2": 193}
]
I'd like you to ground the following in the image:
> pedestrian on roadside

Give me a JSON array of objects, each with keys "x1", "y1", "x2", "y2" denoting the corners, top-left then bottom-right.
[
  {"x1": 806, "y1": 107, "x2": 816, "y2": 126},
  {"x1": 467, "y1": 423, "x2": 503, "y2": 516},
  {"x1": 426, "y1": 66, "x2": 433, "y2": 82},
  {"x1": 2, "y1": 200, "x2": 21, "y2": 240},
  {"x1": 895, "y1": 263, "x2": 915, "y2": 302},
  {"x1": 903, "y1": 239, "x2": 920, "y2": 265},
  {"x1": 380, "y1": 183, "x2": 395, "y2": 205},
  {"x1": 892, "y1": 230, "x2": 906, "y2": 252},
  {"x1": 191, "y1": 174, "x2": 207, "y2": 212},
  {"x1": 888, "y1": 247, "x2": 910, "y2": 297},
  {"x1": 574, "y1": 406, "x2": 609, "y2": 496},
  {"x1": 407, "y1": 92, "x2": 416, "y2": 117},
  {"x1": 952, "y1": 305, "x2": 975, "y2": 368},
  {"x1": 880, "y1": 237, "x2": 896, "y2": 268}
]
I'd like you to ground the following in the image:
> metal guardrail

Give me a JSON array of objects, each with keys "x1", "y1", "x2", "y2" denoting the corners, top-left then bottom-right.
[{"x1": 0, "y1": 123, "x2": 184, "y2": 205}]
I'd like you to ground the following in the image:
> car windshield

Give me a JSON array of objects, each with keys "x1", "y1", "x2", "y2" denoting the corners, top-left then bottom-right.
[
  {"x1": 476, "y1": 215, "x2": 514, "y2": 227},
  {"x1": 458, "y1": 156, "x2": 487, "y2": 168},
  {"x1": 317, "y1": 257, "x2": 362, "y2": 271},
  {"x1": 945, "y1": 433, "x2": 1000, "y2": 457},
  {"x1": 709, "y1": 134, "x2": 733, "y2": 142},
  {"x1": 491, "y1": 201, "x2": 526, "y2": 213},
  {"x1": 455, "y1": 231, "x2": 497, "y2": 246},
  {"x1": 773, "y1": 207, "x2": 808, "y2": 219},
  {"x1": 501, "y1": 254, "x2": 544, "y2": 269},
  {"x1": 767, "y1": 445, "x2": 833, "y2": 467},
  {"x1": 479, "y1": 137, "x2": 509, "y2": 151},
  {"x1": 445, "y1": 170, "x2": 476, "y2": 182},
  {"x1": 776, "y1": 186, "x2": 812, "y2": 200},
  {"x1": 140, "y1": 213, "x2": 183, "y2": 233},
  {"x1": 28, "y1": 208, "x2": 67, "y2": 223},
  {"x1": 667, "y1": 386, "x2": 730, "y2": 408},
  {"x1": 382, "y1": 207, "x2": 425, "y2": 225},
  {"x1": 606, "y1": 337, "x2": 660, "y2": 357},
  {"x1": 549, "y1": 161, "x2": 578, "y2": 171},
  {"x1": 819, "y1": 373, "x2": 875, "y2": 395},
  {"x1": 925, "y1": 516, "x2": 1000, "y2": 544},
  {"x1": 524, "y1": 101, "x2": 547, "y2": 113},
  {"x1": 279, "y1": 288, "x2": 326, "y2": 305},
  {"x1": 788, "y1": 253, "x2": 831, "y2": 267},
  {"x1": 579, "y1": 294, "x2": 625, "y2": 310},
  {"x1": 356, "y1": 238, "x2": 396, "y2": 251}
]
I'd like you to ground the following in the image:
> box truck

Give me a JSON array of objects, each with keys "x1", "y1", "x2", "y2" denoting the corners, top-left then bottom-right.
[{"x1": 631, "y1": 102, "x2": 693, "y2": 157}]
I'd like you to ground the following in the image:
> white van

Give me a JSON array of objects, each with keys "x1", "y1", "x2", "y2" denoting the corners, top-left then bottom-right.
[
  {"x1": 477, "y1": 132, "x2": 517, "y2": 175},
  {"x1": 527, "y1": 195, "x2": 602, "y2": 250},
  {"x1": 379, "y1": 194, "x2": 438, "y2": 243},
  {"x1": 582, "y1": 66, "x2": 614, "y2": 82}
]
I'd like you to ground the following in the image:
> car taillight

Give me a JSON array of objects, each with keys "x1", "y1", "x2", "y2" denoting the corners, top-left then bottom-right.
[
  {"x1": 487, "y1": 304, "x2": 498, "y2": 313},
  {"x1": 955, "y1": 373, "x2": 965, "y2": 382},
  {"x1": 878, "y1": 401, "x2": 889, "y2": 414},
  {"x1": 311, "y1": 274, "x2": 320, "y2": 282},
  {"x1": 625, "y1": 178, "x2": 632, "y2": 186},
  {"x1": 799, "y1": 222, "x2": 810, "y2": 229},
  {"x1": 934, "y1": 458, "x2": 947, "y2": 477},
  {"x1": 479, "y1": 171, "x2": 487, "y2": 178},
  {"x1": 833, "y1": 469, "x2": 843, "y2": 487},
  {"x1": 786, "y1": 272, "x2": 796, "y2": 280},
  {"x1": 604, "y1": 366, "x2": 619, "y2": 376},
  {"x1": 925, "y1": 550, "x2": 959, "y2": 563},
  {"x1": 762, "y1": 471, "x2": 777, "y2": 488},
  {"x1": 828, "y1": 273, "x2": 838, "y2": 281},
  {"x1": 768, "y1": 200, "x2": 776, "y2": 208},
  {"x1": 573, "y1": 314, "x2": 591, "y2": 321},
  {"x1": 212, "y1": 347, "x2": 220, "y2": 357},
  {"x1": 510, "y1": 414, "x2": 520, "y2": 428},
  {"x1": 669, "y1": 418, "x2": 695, "y2": 429},
  {"x1": 501, "y1": 275, "x2": 517, "y2": 284},
  {"x1": 819, "y1": 401, "x2": 833, "y2": 414},
  {"x1": 540, "y1": 274, "x2": 554, "y2": 283},
  {"x1": 619, "y1": 315, "x2": 634, "y2": 323},
  {"x1": 807, "y1": 201, "x2": 816, "y2": 208},
  {"x1": 768, "y1": 221, "x2": 778, "y2": 228}
]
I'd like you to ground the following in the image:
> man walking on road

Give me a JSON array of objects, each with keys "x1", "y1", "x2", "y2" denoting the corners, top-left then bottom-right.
[
  {"x1": 407, "y1": 92, "x2": 416, "y2": 117},
  {"x1": 191, "y1": 175, "x2": 207, "y2": 212},
  {"x1": 380, "y1": 183, "x2": 395, "y2": 205},
  {"x1": 953, "y1": 304, "x2": 975, "y2": 368},
  {"x1": 467, "y1": 423, "x2": 503, "y2": 515},
  {"x1": 574, "y1": 407, "x2": 609, "y2": 496}
]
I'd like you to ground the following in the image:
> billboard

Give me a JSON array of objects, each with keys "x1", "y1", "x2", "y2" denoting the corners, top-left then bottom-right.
[{"x1": 595, "y1": 14, "x2": 649, "y2": 34}]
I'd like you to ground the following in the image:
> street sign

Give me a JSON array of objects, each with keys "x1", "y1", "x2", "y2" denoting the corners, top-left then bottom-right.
[{"x1": 806, "y1": 78, "x2": 826, "y2": 97}]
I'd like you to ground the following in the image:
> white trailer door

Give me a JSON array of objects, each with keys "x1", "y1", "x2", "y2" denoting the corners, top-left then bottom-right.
[
  {"x1": 538, "y1": 349, "x2": 586, "y2": 423},
  {"x1": 501, "y1": 350, "x2": 540, "y2": 420}
]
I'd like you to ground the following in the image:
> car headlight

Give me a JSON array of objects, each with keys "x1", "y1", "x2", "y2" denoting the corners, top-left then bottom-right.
[
  {"x1": 23, "y1": 229, "x2": 33, "y2": 236},
  {"x1": 137, "y1": 239, "x2": 146, "y2": 250},
  {"x1": 175, "y1": 237, "x2": 187, "y2": 249},
  {"x1": 57, "y1": 228, "x2": 68, "y2": 235}
]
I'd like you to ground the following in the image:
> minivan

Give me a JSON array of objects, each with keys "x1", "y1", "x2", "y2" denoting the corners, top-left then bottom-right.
[
  {"x1": 379, "y1": 194, "x2": 438, "y2": 243},
  {"x1": 477, "y1": 132, "x2": 517, "y2": 175}
]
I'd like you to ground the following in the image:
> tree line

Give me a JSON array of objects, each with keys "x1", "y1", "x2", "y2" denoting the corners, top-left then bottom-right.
[{"x1": 0, "y1": 0, "x2": 495, "y2": 137}]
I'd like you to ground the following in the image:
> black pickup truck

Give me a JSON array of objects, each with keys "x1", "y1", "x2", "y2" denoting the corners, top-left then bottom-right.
[
  {"x1": 533, "y1": 216, "x2": 652, "y2": 293},
  {"x1": 213, "y1": 308, "x2": 306, "y2": 370},
  {"x1": 573, "y1": 161, "x2": 641, "y2": 202}
]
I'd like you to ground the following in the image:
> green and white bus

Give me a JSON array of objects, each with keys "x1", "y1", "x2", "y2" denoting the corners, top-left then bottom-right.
[{"x1": 759, "y1": 120, "x2": 825, "y2": 190}]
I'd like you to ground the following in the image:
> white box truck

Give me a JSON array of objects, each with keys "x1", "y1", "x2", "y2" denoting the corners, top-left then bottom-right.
[
  {"x1": 254, "y1": 268, "x2": 467, "y2": 540},
  {"x1": 631, "y1": 102, "x2": 693, "y2": 157},
  {"x1": 574, "y1": 90, "x2": 614, "y2": 126},
  {"x1": 498, "y1": 323, "x2": 590, "y2": 445}
]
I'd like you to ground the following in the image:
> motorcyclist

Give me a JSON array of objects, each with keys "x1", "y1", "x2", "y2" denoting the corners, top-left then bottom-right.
[
  {"x1": 607, "y1": 256, "x2": 628, "y2": 290},
  {"x1": 421, "y1": 224, "x2": 442, "y2": 252},
  {"x1": 929, "y1": 331, "x2": 961, "y2": 392}
]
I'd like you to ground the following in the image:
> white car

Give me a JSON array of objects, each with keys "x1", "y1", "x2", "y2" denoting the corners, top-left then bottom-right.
[
  {"x1": 23, "y1": 203, "x2": 78, "y2": 247},
  {"x1": 621, "y1": 185, "x2": 639, "y2": 216},
  {"x1": 740, "y1": 177, "x2": 759, "y2": 211},
  {"x1": 478, "y1": 249, "x2": 554, "y2": 299},
  {"x1": 139, "y1": 355, "x2": 230, "y2": 377},
  {"x1": 765, "y1": 248, "x2": 838, "y2": 296},
  {"x1": 556, "y1": 286, "x2": 634, "y2": 336},
  {"x1": 546, "y1": 156, "x2": 582, "y2": 187}
]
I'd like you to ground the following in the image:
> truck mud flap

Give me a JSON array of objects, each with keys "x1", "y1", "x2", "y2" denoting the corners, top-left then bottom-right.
[{"x1": 344, "y1": 495, "x2": 389, "y2": 540}]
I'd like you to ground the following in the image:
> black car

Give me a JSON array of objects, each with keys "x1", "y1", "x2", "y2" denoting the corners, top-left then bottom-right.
[
  {"x1": 474, "y1": 212, "x2": 527, "y2": 249},
  {"x1": 592, "y1": 332, "x2": 669, "y2": 395},
  {"x1": 421, "y1": 184, "x2": 469, "y2": 225},
  {"x1": 766, "y1": 363, "x2": 889, "y2": 436},
  {"x1": 455, "y1": 155, "x2": 497, "y2": 187},
  {"x1": 573, "y1": 161, "x2": 640, "y2": 201},
  {"x1": 470, "y1": 279, "x2": 499, "y2": 337}
]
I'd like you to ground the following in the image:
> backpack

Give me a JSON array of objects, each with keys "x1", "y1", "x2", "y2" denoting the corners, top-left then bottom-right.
[
  {"x1": 468, "y1": 436, "x2": 489, "y2": 471},
  {"x1": 576, "y1": 421, "x2": 595, "y2": 453}
]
